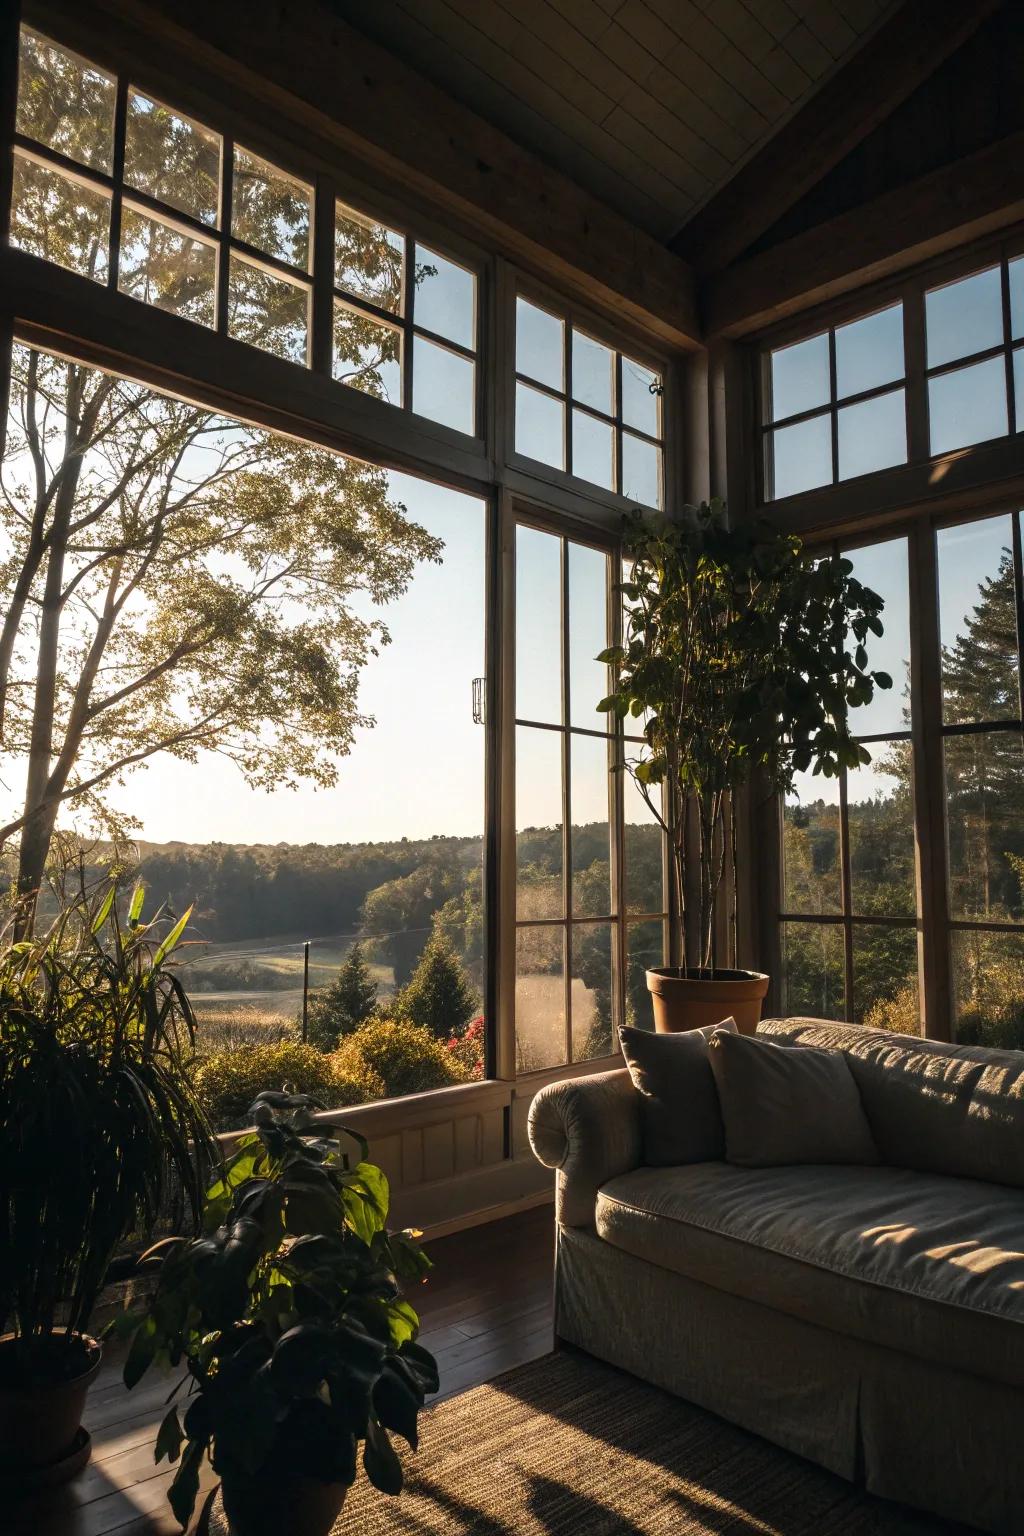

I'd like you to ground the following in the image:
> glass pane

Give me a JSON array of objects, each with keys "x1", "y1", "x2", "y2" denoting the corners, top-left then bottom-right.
[
  {"x1": 227, "y1": 256, "x2": 308, "y2": 363},
  {"x1": 769, "y1": 332, "x2": 829, "y2": 421},
  {"x1": 782, "y1": 921, "x2": 845, "y2": 1019},
  {"x1": 412, "y1": 338, "x2": 475, "y2": 435},
  {"x1": 944, "y1": 734, "x2": 1024, "y2": 923},
  {"x1": 624, "y1": 773, "x2": 664, "y2": 916},
  {"x1": 568, "y1": 541, "x2": 610, "y2": 730},
  {"x1": 621, "y1": 358, "x2": 661, "y2": 437},
  {"x1": 516, "y1": 525, "x2": 561, "y2": 725},
  {"x1": 572, "y1": 924, "x2": 614, "y2": 1062},
  {"x1": 571, "y1": 410, "x2": 614, "y2": 490},
  {"x1": 10, "y1": 153, "x2": 110, "y2": 282},
  {"x1": 1015, "y1": 348, "x2": 1024, "y2": 433},
  {"x1": 848, "y1": 754, "x2": 916, "y2": 917},
  {"x1": 782, "y1": 770, "x2": 841, "y2": 915},
  {"x1": 952, "y1": 929, "x2": 1024, "y2": 1049},
  {"x1": 1010, "y1": 257, "x2": 1024, "y2": 342},
  {"x1": 231, "y1": 145, "x2": 310, "y2": 270},
  {"x1": 847, "y1": 538, "x2": 911, "y2": 736},
  {"x1": 124, "y1": 89, "x2": 220, "y2": 226},
  {"x1": 837, "y1": 389, "x2": 907, "y2": 480},
  {"x1": 335, "y1": 203, "x2": 403, "y2": 314},
  {"x1": 573, "y1": 331, "x2": 614, "y2": 414},
  {"x1": 414, "y1": 246, "x2": 475, "y2": 350},
  {"x1": 333, "y1": 302, "x2": 402, "y2": 405},
  {"x1": 516, "y1": 926, "x2": 565, "y2": 1072},
  {"x1": 928, "y1": 357, "x2": 1008, "y2": 455},
  {"x1": 937, "y1": 516, "x2": 1017, "y2": 725},
  {"x1": 570, "y1": 734, "x2": 613, "y2": 917},
  {"x1": 625, "y1": 920, "x2": 663, "y2": 1030},
  {"x1": 621, "y1": 432, "x2": 662, "y2": 508},
  {"x1": 852, "y1": 927, "x2": 919, "y2": 1032},
  {"x1": 926, "y1": 266, "x2": 1003, "y2": 368},
  {"x1": 17, "y1": 26, "x2": 115, "y2": 173},
  {"x1": 835, "y1": 304, "x2": 904, "y2": 399},
  {"x1": 516, "y1": 727, "x2": 563, "y2": 921},
  {"x1": 118, "y1": 206, "x2": 216, "y2": 326},
  {"x1": 516, "y1": 381, "x2": 565, "y2": 469},
  {"x1": 769, "y1": 414, "x2": 832, "y2": 499},
  {"x1": 516, "y1": 297, "x2": 563, "y2": 391}
]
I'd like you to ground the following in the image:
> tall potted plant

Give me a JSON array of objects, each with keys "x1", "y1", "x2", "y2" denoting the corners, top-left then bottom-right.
[
  {"x1": 599, "y1": 499, "x2": 890, "y2": 1033},
  {"x1": 0, "y1": 877, "x2": 217, "y2": 1486}
]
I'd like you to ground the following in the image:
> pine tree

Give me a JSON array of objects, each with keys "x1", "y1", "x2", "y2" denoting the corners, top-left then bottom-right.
[
  {"x1": 393, "y1": 934, "x2": 478, "y2": 1040},
  {"x1": 306, "y1": 943, "x2": 378, "y2": 1052}
]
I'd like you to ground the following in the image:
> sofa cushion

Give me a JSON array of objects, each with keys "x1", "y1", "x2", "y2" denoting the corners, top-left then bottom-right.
[
  {"x1": 618, "y1": 1018, "x2": 736, "y2": 1166},
  {"x1": 708, "y1": 1027, "x2": 879, "y2": 1168},
  {"x1": 758, "y1": 1018, "x2": 1024, "y2": 1191},
  {"x1": 596, "y1": 1161, "x2": 1024, "y2": 1387}
]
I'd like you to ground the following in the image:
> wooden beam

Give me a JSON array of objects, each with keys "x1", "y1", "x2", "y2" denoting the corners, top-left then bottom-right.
[
  {"x1": 673, "y1": 0, "x2": 1001, "y2": 275},
  {"x1": 33, "y1": 0, "x2": 700, "y2": 349},
  {"x1": 705, "y1": 130, "x2": 1024, "y2": 339}
]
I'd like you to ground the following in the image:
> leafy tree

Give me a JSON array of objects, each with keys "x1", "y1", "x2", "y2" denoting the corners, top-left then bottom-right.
[
  {"x1": 306, "y1": 941, "x2": 378, "y2": 1051},
  {"x1": 393, "y1": 933, "x2": 479, "y2": 1040},
  {"x1": 361, "y1": 854, "x2": 464, "y2": 985}
]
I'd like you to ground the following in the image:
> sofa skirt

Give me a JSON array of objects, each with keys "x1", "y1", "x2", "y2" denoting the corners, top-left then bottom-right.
[{"x1": 556, "y1": 1224, "x2": 1022, "y2": 1535}]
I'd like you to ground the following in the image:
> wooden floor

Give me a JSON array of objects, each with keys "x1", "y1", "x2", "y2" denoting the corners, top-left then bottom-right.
[{"x1": 10, "y1": 1204, "x2": 555, "y2": 1536}]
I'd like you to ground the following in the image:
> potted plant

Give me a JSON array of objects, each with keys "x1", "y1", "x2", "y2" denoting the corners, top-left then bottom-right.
[
  {"x1": 0, "y1": 877, "x2": 216, "y2": 1487},
  {"x1": 117, "y1": 1091, "x2": 438, "y2": 1536},
  {"x1": 599, "y1": 499, "x2": 890, "y2": 1033}
]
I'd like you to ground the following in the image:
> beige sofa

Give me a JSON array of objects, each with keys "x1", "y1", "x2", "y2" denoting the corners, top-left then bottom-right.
[{"x1": 528, "y1": 1018, "x2": 1024, "y2": 1535}]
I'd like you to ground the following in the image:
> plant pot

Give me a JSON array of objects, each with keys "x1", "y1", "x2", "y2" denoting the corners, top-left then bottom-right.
[
  {"x1": 0, "y1": 1330, "x2": 102, "y2": 1486},
  {"x1": 646, "y1": 967, "x2": 770, "y2": 1035},
  {"x1": 221, "y1": 1470, "x2": 348, "y2": 1536}
]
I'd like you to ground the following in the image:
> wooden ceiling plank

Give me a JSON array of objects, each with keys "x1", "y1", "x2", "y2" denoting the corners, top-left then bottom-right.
[
  {"x1": 643, "y1": 0, "x2": 788, "y2": 123},
  {"x1": 602, "y1": 101, "x2": 712, "y2": 202},
  {"x1": 781, "y1": 21, "x2": 834, "y2": 81},
  {"x1": 752, "y1": 0, "x2": 803, "y2": 45},
  {"x1": 673, "y1": 0, "x2": 1002, "y2": 271},
  {"x1": 798, "y1": 0, "x2": 857, "y2": 57},
  {"x1": 616, "y1": 82, "x2": 732, "y2": 185},
  {"x1": 651, "y1": 60, "x2": 753, "y2": 164},
  {"x1": 660, "y1": 39, "x2": 765, "y2": 148}
]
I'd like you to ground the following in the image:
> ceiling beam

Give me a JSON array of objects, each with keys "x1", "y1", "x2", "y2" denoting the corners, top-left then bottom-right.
[{"x1": 673, "y1": 0, "x2": 1002, "y2": 275}]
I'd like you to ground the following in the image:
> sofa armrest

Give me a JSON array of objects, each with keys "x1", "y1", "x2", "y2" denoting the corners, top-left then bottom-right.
[{"x1": 528, "y1": 1068, "x2": 642, "y2": 1227}]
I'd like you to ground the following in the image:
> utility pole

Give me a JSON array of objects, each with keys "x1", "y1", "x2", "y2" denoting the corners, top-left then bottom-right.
[{"x1": 301, "y1": 940, "x2": 310, "y2": 1041}]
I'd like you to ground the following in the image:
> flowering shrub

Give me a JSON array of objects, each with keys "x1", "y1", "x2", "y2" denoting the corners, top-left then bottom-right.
[{"x1": 446, "y1": 1016, "x2": 485, "y2": 1080}]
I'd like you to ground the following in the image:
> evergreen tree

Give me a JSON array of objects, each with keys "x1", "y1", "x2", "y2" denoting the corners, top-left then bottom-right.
[
  {"x1": 306, "y1": 943, "x2": 378, "y2": 1052},
  {"x1": 393, "y1": 934, "x2": 478, "y2": 1039}
]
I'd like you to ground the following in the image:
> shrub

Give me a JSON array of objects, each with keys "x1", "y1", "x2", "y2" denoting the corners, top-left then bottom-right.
[
  {"x1": 194, "y1": 1040, "x2": 382, "y2": 1131},
  {"x1": 333, "y1": 1017, "x2": 468, "y2": 1099},
  {"x1": 863, "y1": 984, "x2": 920, "y2": 1036},
  {"x1": 393, "y1": 934, "x2": 478, "y2": 1039},
  {"x1": 446, "y1": 1016, "x2": 485, "y2": 1080}
]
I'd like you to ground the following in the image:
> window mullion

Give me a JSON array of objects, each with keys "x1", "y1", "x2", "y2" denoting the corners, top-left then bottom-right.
[
  {"x1": 310, "y1": 173, "x2": 334, "y2": 378},
  {"x1": 838, "y1": 763, "x2": 854, "y2": 1021},
  {"x1": 560, "y1": 537, "x2": 572, "y2": 1064},
  {"x1": 215, "y1": 135, "x2": 233, "y2": 337},
  {"x1": 106, "y1": 76, "x2": 128, "y2": 296}
]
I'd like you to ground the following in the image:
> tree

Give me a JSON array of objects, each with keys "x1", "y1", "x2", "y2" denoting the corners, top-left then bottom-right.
[
  {"x1": 306, "y1": 942, "x2": 378, "y2": 1052},
  {"x1": 360, "y1": 853, "x2": 464, "y2": 985},
  {"x1": 393, "y1": 933, "x2": 478, "y2": 1039}
]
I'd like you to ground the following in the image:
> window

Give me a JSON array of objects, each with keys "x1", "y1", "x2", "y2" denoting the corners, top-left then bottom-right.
[
  {"x1": 514, "y1": 523, "x2": 668, "y2": 1072},
  {"x1": 926, "y1": 261, "x2": 1022, "y2": 453},
  {"x1": 514, "y1": 296, "x2": 665, "y2": 507}
]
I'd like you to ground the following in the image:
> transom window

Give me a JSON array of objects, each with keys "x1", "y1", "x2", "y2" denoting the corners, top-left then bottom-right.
[{"x1": 925, "y1": 259, "x2": 1024, "y2": 454}]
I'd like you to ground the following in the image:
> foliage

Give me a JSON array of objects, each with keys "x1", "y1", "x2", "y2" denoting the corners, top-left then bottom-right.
[
  {"x1": 863, "y1": 983, "x2": 920, "y2": 1036},
  {"x1": 116, "y1": 1094, "x2": 437, "y2": 1531},
  {"x1": 307, "y1": 943, "x2": 379, "y2": 1052},
  {"x1": 193, "y1": 1004, "x2": 298, "y2": 1056},
  {"x1": 445, "y1": 1017, "x2": 485, "y2": 1080},
  {"x1": 361, "y1": 854, "x2": 465, "y2": 985},
  {"x1": 194, "y1": 1040, "x2": 382, "y2": 1132},
  {"x1": 600, "y1": 500, "x2": 890, "y2": 971},
  {"x1": 392, "y1": 934, "x2": 478, "y2": 1040},
  {"x1": 333, "y1": 1019, "x2": 469, "y2": 1100},
  {"x1": 0, "y1": 877, "x2": 217, "y2": 1368}
]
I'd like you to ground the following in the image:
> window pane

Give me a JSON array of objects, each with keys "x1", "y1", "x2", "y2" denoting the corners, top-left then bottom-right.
[
  {"x1": 570, "y1": 734, "x2": 613, "y2": 917},
  {"x1": 928, "y1": 357, "x2": 1008, "y2": 454},
  {"x1": 835, "y1": 304, "x2": 904, "y2": 399},
  {"x1": 621, "y1": 358, "x2": 661, "y2": 437},
  {"x1": 10, "y1": 153, "x2": 110, "y2": 282},
  {"x1": 937, "y1": 516, "x2": 1018, "y2": 724},
  {"x1": 944, "y1": 733, "x2": 1024, "y2": 923},
  {"x1": 571, "y1": 410, "x2": 614, "y2": 490},
  {"x1": 853, "y1": 927, "x2": 918, "y2": 1032},
  {"x1": 516, "y1": 381, "x2": 565, "y2": 469},
  {"x1": 848, "y1": 754, "x2": 916, "y2": 917},
  {"x1": 1010, "y1": 257, "x2": 1024, "y2": 342},
  {"x1": 573, "y1": 331, "x2": 614, "y2": 414},
  {"x1": 621, "y1": 432, "x2": 662, "y2": 508},
  {"x1": 783, "y1": 773, "x2": 841, "y2": 915},
  {"x1": 516, "y1": 926, "x2": 565, "y2": 1072},
  {"x1": 769, "y1": 332, "x2": 829, "y2": 421},
  {"x1": 624, "y1": 773, "x2": 664, "y2": 916},
  {"x1": 516, "y1": 525, "x2": 561, "y2": 725},
  {"x1": 626, "y1": 919, "x2": 663, "y2": 1030},
  {"x1": 926, "y1": 266, "x2": 1003, "y2": 368},
  {"x1": 232, "y1": 145, "x2": 310, "y2": 270},
  {"x1": 569, "y1": 541, "x2": 610, "y2": 731},
  {"x1": 333, "y1": 302, "x2": 402, "y2": 405},
  {"x1": 124, "y1": 89, "x2": 220, "y2": 226},
  {"x1": 412, "y1": 338, "x2": 475, "y2": 435},
  {"x1": 335, "y1": 203, "x2": 403, "y2": 314},
  {"x1": 414, "y1": 246, "x2": 475, "y2": 350},
  {"x1": 17, "y1": 26, "x2": 114, "y2": 173},
  {"x1": 516, "y1": 727, "x2": 563, "y2": 921},
  {"x1": 782, "y1": 921, "x2": 845, "y2": 1018},
  {"x1": 769, "y1": 414, "x2": 832, "y2": 499},
  {"x1": 1015, "y1": 347, "x2": 1024, "y2": 433},
  {"x1": 847, "y1": 537, "x2": 911, "y2": 736},
  {"x1": 837, "y1": 389, "x2": 907, "y2": 480},
  {"x1": 572, "y1": 923, "x2": 614, "y2": 1062},
  {"x1": 516, "y1": 297, "x2": 563, "y2": 391},
  {"x1": 118, "y1": 206, "x2": 216, "y2": 326},
  {"x1": 227, "y1": 256, "x2": 308, "y2": 363},
  {"x1": 952, "y1": 929, "x2": 1024, "y2": 1048}
]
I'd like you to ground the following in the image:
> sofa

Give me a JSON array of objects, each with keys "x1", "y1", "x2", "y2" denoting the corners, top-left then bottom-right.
[{"x1": 528, "y1": 1017, "x2": 1024, "y2": 1535}]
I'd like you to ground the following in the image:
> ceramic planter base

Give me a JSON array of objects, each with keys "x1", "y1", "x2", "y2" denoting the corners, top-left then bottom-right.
[{"x1": 646, "y1": 967, "x2": 770, "y2": 1035}]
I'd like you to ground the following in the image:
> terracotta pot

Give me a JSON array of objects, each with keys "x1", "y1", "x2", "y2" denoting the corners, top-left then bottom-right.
[
  {"x1": 646, "y1": 967, "x2": 770, "y2": 1035},
  {"x1": 222, "y1": 1470, "x2": 348, "y2": 1536},
  {"x1": 0, "y1": 1330, "x2": 102, "y2": 1486}
]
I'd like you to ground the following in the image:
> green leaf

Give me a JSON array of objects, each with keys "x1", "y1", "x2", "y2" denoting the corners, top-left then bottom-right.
[
  {"x1": 155, "y1": 1406, "x2": 183, "y2": 1464},
  {"x1": 123, "y1": 1315, "x2": 158, "y2": 1389},
  {"x1": 152, "y1": 905, "x2": 193, "y2": 967},
  {"x1": 873, "y1": 670, "x2": 893, "y2": 689},
  {"x1": 128, "y1": 882, "x2": 146, "y2": 927},
  {"x1": 364, "y1": 1417, "x2": 404, "y2": 1495},
  {"x1": 90, "y1": 885, "x2": 116, "y2": 934},
  {"x1": 168, "y1": 1436, "x2": 206, "y2": 1530}
]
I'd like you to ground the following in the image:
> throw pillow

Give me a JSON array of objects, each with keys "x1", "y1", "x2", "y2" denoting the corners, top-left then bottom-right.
[{"x1": 619, "y1": 1018, "x2": 738, "y2": 1166}]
